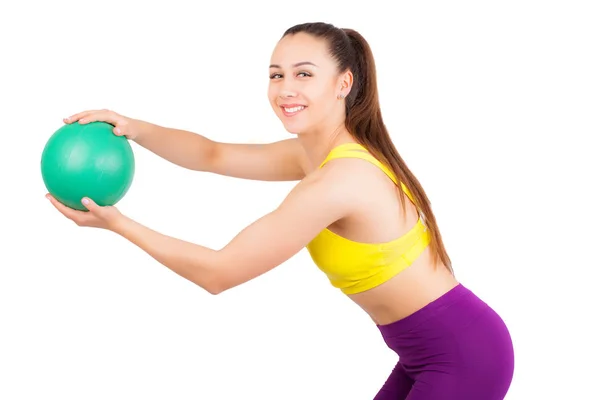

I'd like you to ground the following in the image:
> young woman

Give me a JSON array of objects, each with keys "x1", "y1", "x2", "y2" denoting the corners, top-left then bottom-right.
[{"x1": 47, "y1": 22, "x2": 514, "y2": 399}]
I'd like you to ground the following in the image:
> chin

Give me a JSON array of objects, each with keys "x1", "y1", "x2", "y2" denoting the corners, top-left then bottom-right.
[
  {"x1": 274, "y1": 108, "x2": 314, "y2": 135},
  {"x1": 280, "y1": 121, "x2": 306, "y2": 135}
]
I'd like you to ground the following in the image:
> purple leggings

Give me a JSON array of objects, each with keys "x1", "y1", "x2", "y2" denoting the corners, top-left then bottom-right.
[{"x1": 374, "y1": 284, "x2": 514, "y2": 399}]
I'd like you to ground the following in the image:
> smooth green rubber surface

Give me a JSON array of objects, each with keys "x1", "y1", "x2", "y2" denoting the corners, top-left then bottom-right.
[{"x1": 41, "y1": 121, "x2": 135, "y2": 211}]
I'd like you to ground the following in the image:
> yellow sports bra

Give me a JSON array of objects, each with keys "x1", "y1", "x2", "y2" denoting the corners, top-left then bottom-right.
[{"x1": 305, "y1": 143, "x2": 431, "y2": 295}]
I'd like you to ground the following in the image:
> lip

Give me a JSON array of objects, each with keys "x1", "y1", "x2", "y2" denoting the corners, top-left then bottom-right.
[
  {"x1": 280, "y1": 103, "x2": 306, "y2": 108},
  {"x1": 280, "y1": 104, "x2": 307, "y2": 117}
]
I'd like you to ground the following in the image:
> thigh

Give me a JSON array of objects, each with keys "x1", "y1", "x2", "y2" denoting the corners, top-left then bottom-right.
[
  {"x1": 373, "y1": 360, "x2": 413, "y2": 400},
  {"x1": 406, "y1": 368, "x2": 511, "y2": 400},
  {"x1": 406, "y1": 371, "x2": 458, "y2": 400}
]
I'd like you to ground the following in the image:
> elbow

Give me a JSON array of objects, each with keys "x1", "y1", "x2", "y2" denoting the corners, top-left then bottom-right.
[
  {"x1": 206, "y1": 282, "x2": 226, "y2": 295},
  {"x1": 197, "y1": 140, "x2": 219, "y2": 172},
  {"x1": 189, "y1": 249, "x2": 229, "y2": 295},
  {"x1": 193, "y1": 275, "x2": 224, "y2": 295},
  {"x1": 198, "y1": 271, "x2": 230, "y2": 295},
  {"x1": 204, "y1": 275, "x2": 239, "y2": 295},
  {"x1": 196, "y1": 250, "x2": 240, "y2": 295},
  {"x1": 194, "y1": 280, "x2": 224, "y2": 295},
  {"x1": 206, "y1": 287, "x2": 222, "y2": 296}
]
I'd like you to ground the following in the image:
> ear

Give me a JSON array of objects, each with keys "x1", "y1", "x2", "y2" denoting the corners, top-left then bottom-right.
[{"x1": 337, "y1": 69, "x2": 353, "y2": 97}]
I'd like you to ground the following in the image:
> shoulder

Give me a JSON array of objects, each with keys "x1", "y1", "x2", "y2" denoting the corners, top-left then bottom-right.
[
  {"x1": 319, "y1": 152, "x2": 391, "y2": 189},
  {"x1": 277, "y1": 159, "x2": 358, "y2": 221},
  {"x1": 314, "y1": 152, "x2": 401, "y2": 212}
]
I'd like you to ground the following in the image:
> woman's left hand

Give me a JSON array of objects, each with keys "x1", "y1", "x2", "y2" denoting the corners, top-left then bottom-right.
[{"x1": 45, "y1": 194, "x2": 124, "y2": 231}]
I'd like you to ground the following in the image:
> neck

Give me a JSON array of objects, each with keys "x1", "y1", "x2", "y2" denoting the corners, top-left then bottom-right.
[{"x1": 296, "y1": 119, "x2": 355, "y2": 171}]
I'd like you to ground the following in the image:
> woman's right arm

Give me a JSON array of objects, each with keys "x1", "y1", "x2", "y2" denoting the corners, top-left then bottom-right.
[
  {"x1": 134, "y1": 120, "x2": 307, "y2": 181},
  {"x1": 65, "y1": 110, "x2": 308, "y2": 182}
]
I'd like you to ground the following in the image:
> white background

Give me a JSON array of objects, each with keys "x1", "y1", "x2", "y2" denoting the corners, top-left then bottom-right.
[{"x1": 1, "y1": 0, "x2": 599, "y2": 399}]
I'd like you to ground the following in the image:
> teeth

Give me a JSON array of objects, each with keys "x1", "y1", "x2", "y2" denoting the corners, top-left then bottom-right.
[{"x1": 284, "y1": 106, "x2": 305, "y2": 113}]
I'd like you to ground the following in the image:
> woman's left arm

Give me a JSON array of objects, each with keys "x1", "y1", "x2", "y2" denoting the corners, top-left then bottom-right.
[
  {"x1": 112, "y1": 172, "x2": 351, "y2": 293},
  {"x1": 48, "y1": 168, "x2": 353, "y2": 294}
]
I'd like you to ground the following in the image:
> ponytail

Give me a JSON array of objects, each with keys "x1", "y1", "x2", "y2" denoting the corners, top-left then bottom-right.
[{"x1": 343, "y1": 28, "x2": 453, "y2": 272}]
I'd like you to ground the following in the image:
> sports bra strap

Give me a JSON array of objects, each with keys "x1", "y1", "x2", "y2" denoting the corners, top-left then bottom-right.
[{"x1": 319, "y1": 143, "x2": 416, "y2": 204}]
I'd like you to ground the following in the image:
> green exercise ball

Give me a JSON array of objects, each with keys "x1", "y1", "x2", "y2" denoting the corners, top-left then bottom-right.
[{"x1": 41, "y1": 121, "x2": 135, "y2": 211}]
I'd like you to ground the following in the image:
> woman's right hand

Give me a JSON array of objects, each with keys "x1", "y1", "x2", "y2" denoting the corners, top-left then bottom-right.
[{"x1": 64, "y1": 109, "x2": 140, "y2": 140}]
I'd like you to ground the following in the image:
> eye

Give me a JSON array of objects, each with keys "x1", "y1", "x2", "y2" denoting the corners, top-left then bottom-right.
[{"x1": 269, "y1": 71, "x2": 312, "y2": 80}]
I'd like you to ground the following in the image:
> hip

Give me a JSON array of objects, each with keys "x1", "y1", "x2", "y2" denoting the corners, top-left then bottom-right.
[{"x1": 377, "y1": 283, "x2": 514, "y2": 375}]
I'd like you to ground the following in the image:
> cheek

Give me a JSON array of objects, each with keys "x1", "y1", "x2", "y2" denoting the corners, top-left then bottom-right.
[
  {"x1": 313, "y1": 80, "x2": 337, "y2": 104},
  {"x1": 267, "y1": 85, "x2": 280, "y2": 110},
  {"x1": 311, "y1": 87, "x2": 337, "y2": 112},
  {"x1": 267, "y1": 84, "x2": 276, "y2": 102}
]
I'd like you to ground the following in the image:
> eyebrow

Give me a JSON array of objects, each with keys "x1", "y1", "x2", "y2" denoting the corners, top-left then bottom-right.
[{"x1": 269, "y1": 61, "x2": 318, "y2": 68}]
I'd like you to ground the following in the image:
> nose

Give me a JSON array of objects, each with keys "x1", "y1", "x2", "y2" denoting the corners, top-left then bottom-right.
[
  {"x1": 278, "y1": 78, "x2": 298, "y2": 99},
  {"x1": 278, "y1": 89, "x2": 297, "y2": 99}
]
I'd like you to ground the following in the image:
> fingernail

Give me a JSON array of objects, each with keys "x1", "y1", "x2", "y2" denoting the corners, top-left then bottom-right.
[
  {"x1": 82, "y1": 198, "x2": 89, "y2": 205},
  {"x1": 114, "y1": 128, "x2": 121, "y2": 134}
]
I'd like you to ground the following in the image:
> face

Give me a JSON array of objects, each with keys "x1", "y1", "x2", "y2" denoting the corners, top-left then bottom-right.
[{"x1": 268, "y1": 32, "x2": 351, "y2": 135}]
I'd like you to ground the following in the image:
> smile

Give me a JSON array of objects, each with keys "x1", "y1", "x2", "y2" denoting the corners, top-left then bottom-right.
[{"x1": 281, "y1": 105, "x2": 306, "y2": 116}]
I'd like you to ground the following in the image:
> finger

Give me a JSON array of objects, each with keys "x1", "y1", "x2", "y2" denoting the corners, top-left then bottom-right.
[
  {"x1": 80, "y1": 112, "x2": 128, "y2": 137},
  {"x1": 81, "y1": 197, "x2": 101, "y2": 213},
  {"x1": 45, "y1": 194, "x2": 91, "y2": 225},
  {"x1": 78, "y1": 109, "x2": 119, "y2": 125},
  {"x1": 65, "y1": 109, "x2": 119, "y2": 126},
  {"x1": 46, "y1": 194, "x2": 79, "y2": 219},
  {"x1": 63, "y1": 110, "x2": 101, "y2": 124},
  {"x1": 64, "y1": 110, "x2": 128, "y2": 137}
]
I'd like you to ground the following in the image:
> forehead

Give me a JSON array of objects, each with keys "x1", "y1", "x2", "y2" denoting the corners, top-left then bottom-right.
[{"x1": 270, "y1": 33, "x2": 332, "y2": 68}]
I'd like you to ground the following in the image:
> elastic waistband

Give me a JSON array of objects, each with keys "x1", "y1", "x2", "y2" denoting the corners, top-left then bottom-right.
[{"x1": 377, "y1": 283, "x2": 471, "y2": 336}]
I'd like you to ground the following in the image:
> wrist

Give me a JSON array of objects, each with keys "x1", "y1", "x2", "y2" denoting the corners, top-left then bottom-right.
[
  {"x1": 132, "y1": 119, "x2": 160, "y2": 144},
  {"x1": 108, "y1": 213, "x2": 133, "y2": 235},
  {"x1": 130, "y1": 118, "x2": 145, "y2": 143}
]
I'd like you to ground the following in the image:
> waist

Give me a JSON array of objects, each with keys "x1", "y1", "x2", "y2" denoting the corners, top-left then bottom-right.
[{"x1": 350, "y1": 264, "x2": 459, "y2": 325}]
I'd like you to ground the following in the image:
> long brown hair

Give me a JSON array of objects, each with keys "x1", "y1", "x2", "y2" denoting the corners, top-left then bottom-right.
[{"x1": 283, "y1": 22, "x2": 453, "y2": 273}]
